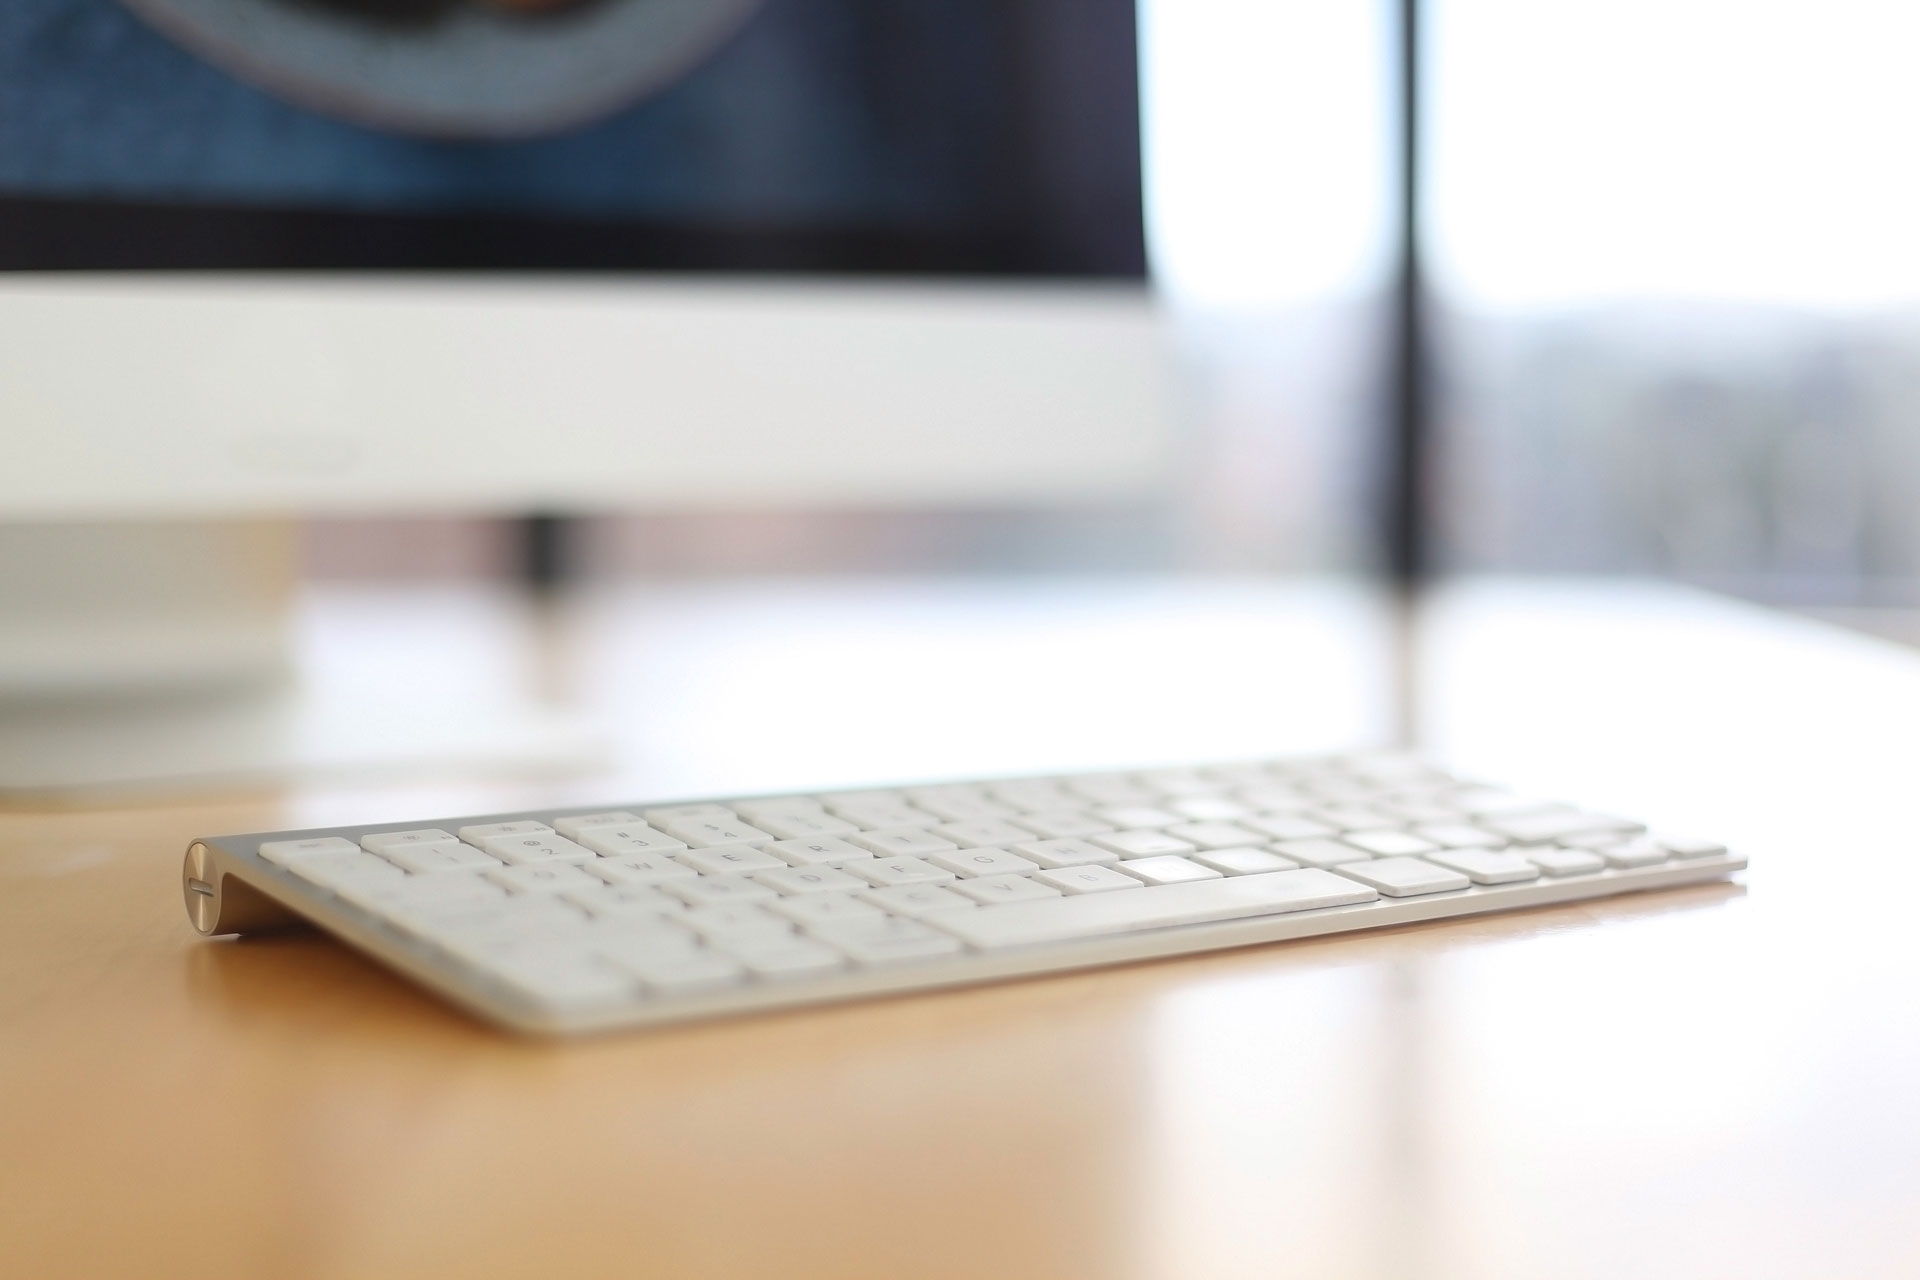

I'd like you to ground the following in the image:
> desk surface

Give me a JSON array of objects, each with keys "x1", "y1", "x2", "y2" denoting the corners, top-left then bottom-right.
[{"x1": 3, "y1": 578, "x2": 1917, "y2": 1280}]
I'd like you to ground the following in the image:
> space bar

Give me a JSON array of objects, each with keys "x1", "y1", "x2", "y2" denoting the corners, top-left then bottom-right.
[{"x1": 933, "y1": 869, "x2": 1380, "y2": 950}]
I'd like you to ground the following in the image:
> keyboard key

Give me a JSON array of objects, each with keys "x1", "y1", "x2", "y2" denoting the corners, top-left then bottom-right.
[
  {"x1": 752, "y1": 810, "x2": 860, "y2": 840},
  {"x1": 848, "y1": 828, "x2": 959, "y2": 859},
  {"x1": 1596, "y1": 838, "x2": 1671, "y2": 869},
  {"x1": 1422, "y1": 849, "x2": 1540, "y2": 885},
  {"x1": 1164, "y1": 822, "x2": 1265, "y2": 850},
  {"x1": 1066, "y1": 776, "x2": 1160, "y2": 807},
  {"x1": 417, "y1": 898, "x2": 592, "y2": 950},
  {"x1": 364, "y1": 870, "x2": 507, "y2": 908},
  {"x1": 1379, "y1": 802, "x2": 1468, "y2": 825},
  {"x1": 591, "y1": 927, "x2": 701, "y2": 963},
  {"x1": 285, "y1": 850, "x2": 407, "y2": 889},
  {"x1": 336, "y1": 871, "x2": 504, "y2": 915},
  {"x1": 487, "y1": 863, "x2": 602, "y2": 895},
  {"x1": 906, "y1": 786, "x2": 1015, "y2": 821},
  {"x1": 478, "y1": 833, "x2": 596, "y2": 866},
  {"x1": 755, "y1": 865, "x2": 868, "y2": 896},
  {"x1": 1334, "y1": 857, "x2": 1470, "y2": 897},
  {"x1": 1008, "y1": 810, "x2": 1115, "y2": 840},
  {"x1": 257, "y1": 836, "x2": 361, "y2": 864},
  {"x1": 356, "y1": 876, "x2": 505, "y2": 923},
  {"x1": 927, "y1": 848, "x2": 1042, "y2": 879},
  {"x1": 1192, "y1": 847, "x2": 1300, "y2": 876},
  {"x1": 600, "y1": 946, "x2": 744, "y2": 996},
  {"x1": 456, "y1": 820, "x2": 552, "y2": 844},
  {"x1": 679, "y1": 905, "x2": 794, "y2": 943},
  {"x1": 1119, "y1": 855, "x2": 1222, "y2": 886},
  {"x1": 1271, "y1": 838, "x2": 1372, "y2": 868},
  {"x1": 766, "y1": 893, "x2": 885, "y2": 926},
  {"x1": 806, "y1": 916, "x2": 964, "y2": 965},
  {"x1": 732, "y1": 797, "x2": 829, "y2": 822},
  {"x1": 1304, "y1": 807, "x2": 1401, "y2": 832},
  {"x1": 359, "y1": 829, "x2": 462, "y2": 856},
  {"x1": 951, "y1": 874, "x2": 1063, "y2": 905},
  {"x1": 930, "y1": 819, "x2": 1034, "y2": 849},
  {"x1": 1009, "y1": 838, "x2": 1119, "y2": 868},
  {"x1": 817, "y1": 788, "x2": 905, "y2": 807},
  {"x1": 1449, "y1": 788, "x2": 1559, "y2": 816},
  {"x1": 576, "y1": 826, "x2": 689, "y2": 857},
  {"x1": 1483, "y1": 809, "x2": 1644, "y2": 843},
  {"x1": 1138, "y1": 768, "x2": 1222, "y2": 797},
  {"x1": 1096, "y1": 806, "x2": 1183, "y2": 830},
  {"x1": 1411, "y1": 823, "x2": 1506, "y2": 849},
  {"x1": 642, "y1": 803, "x2": 737, "y2": 824},
  {"x1": 587, "y1": 853, "x2": 698, "y2": 885},
  {"x1": 1168, "y1": 797, "x2": 1251, "y2": 822},
  {"x1": 563, "y1": 884, "x2": 683, "y2": 918},
  {"x1": 1200, "y1": 763, "x2": 1279, "y2": 788},
  {"x1": 1342, "y1": 830, "x2": 1440, "y2": 858},
  {"x1": 857, "y1": 884, "x2": 976, "y2": 918},
  {"x1": 935, "y1": 868, "x2": 1378, "y2": 950},
  {"x1": 716, "y1": 937, "x2": 846, "y2": 980},
  {"x1": 490, "y1": 952, "x2": 635, "y2": 1010},
  {"x1": 1557, "y1": 829, "x2": 1637, "y2": 849},
  {"x1": 378, "y1": 842, "x2": 501, "y2": 874},
  {"x1": 662, "y1": 876, "x2": 777, "y2": 907},
  {"x1": 1240, "y1": 814, "x2": 1338, "y2": 841},
  {"x1": 1035, "y1": 864, "x2": 1142, "y2": 895},
  {"x1": 986, "y1": 780, "x2": 1078, "y2": 812},
  {"x1": 1235, "y1": 786, "x2": 1315, "y2": 812},
  {"x1": 827, "y1": 800, "x2": 931, "y2": 831},
  {"x1": 845, "y1": 856, "x2": 955, "y2": 889},
  {"x1": 677, "y1": 846, "x2": 788, "y2": 876},
  {"x1": 1091, "y1": 830, "x2": 1199, "y2": 859},
  {"x1": 656, "y1": 816, "x2": 777, "y2": 849},
  {"x1": 766, "y1": 837, "x2": 872, "y2": 867},
  {"x1": 1525, "y1": 847, "x2": 1607, "y2": 877},
  {"x1": 590, "y1": 917, "x2": 699, "y2": 949},
  {"x1": 1658, "y1": 835, "x2": 1728, "y2": 860},
  {"x1": 552, "y1": 811, "x2": 644, "y2": 839}
]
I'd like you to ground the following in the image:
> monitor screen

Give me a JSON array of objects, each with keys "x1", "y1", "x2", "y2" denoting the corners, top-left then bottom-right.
[{"x1": 0, "y1": 0, "x2": 1146, "y2": 275}]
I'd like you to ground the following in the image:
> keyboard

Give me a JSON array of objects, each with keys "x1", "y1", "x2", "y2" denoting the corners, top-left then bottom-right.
[{"x1": 181, "y1": 754, "x2": 1745, "y2": 1035}]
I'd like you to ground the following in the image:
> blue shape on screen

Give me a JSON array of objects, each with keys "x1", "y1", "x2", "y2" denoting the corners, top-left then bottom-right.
[{"x1": 0, "y1": 0, "x2": 998, "y2": 225}]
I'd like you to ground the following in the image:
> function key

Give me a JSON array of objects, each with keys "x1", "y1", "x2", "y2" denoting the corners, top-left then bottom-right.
[
  {"x1": 359, "y1": 829, "x2": 460, "y2": 855},
  {"x1": 457, "y1": 820, "x2": 552, "y2": 844},
  {"x1": 552, "y1": 812, "x2": 644, "y2": 840},
  {"x1": 643, "y1": 803, "x2": 738, "y2": 825},
  {"x1": 257, "y1": 836, "x2": 360, "y2": 864}
]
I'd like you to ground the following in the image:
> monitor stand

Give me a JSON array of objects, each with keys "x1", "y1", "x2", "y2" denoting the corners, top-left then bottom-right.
[{"x1": 0, "y1": 521, "x2": 602, "y2": 798}]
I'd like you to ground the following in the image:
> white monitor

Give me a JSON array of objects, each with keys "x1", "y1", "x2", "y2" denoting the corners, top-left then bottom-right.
[
  {"x1": 0, "y1": 273, "x2": 1168, "y2": 520},
  {"x1": 0, "y1": 0, "x2": 1171, "y2": 791}
]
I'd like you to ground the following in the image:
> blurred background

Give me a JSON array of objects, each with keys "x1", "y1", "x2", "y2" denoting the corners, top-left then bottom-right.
[
  {"x1": 289, "y1": 0, "x2": 1920, "y2": 648},
  {"x1": 9, "y1": 0, "x2": 1920, "y2": 797}
]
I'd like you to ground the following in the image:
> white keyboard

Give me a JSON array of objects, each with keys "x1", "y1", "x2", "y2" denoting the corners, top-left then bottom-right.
[{"x1": 181, "y1": 755, "x2": 1745, "y2": 1035}]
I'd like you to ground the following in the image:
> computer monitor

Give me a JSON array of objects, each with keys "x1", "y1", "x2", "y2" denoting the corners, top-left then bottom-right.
[
  {"x1": 0, "y1": 0, "x2": 1172, "y2": 789},
  {"x1": 1, "y1": 0, "x2": 1167, "y2": 518}
]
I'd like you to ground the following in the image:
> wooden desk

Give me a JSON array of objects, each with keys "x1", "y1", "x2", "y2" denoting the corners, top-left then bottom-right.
[{"x1": 4, "y1": 579, "x2": 1917, "y2": 1279}]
